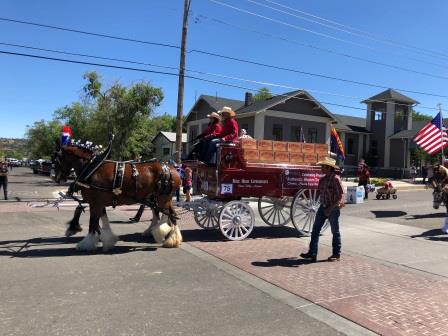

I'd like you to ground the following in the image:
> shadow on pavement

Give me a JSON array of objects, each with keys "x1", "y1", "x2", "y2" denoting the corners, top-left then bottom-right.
[
  {"x1": 181, "y1": 226, "x2": 305, "y2": 243},
  {"x1": 0, "y1": 235, "x2": 158, "y2": 258},
  {"x1": 405, "y1": 213, "x2": 446, "y2": 220},
  {"x1": 371, "y1": 210, "x2": 407, "y2": 218},
  {"x1": 410, "y1": 228, "x2": 445, "y2": 238},
  {"x1": 252, "y1": 258, "x2": 314, "y2": 268}
]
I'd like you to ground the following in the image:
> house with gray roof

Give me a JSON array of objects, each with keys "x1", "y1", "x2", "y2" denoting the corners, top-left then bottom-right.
[
  {"x1": 152, "y1": 131, "x2": 187, "y2": 161},
  {"x1": 185, "y1": 88, "x2": 427, "y2": 173}
]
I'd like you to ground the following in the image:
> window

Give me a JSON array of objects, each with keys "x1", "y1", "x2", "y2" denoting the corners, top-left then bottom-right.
[
  {"x1": 241, "y1": 123, "x2": 249, "y2": 131},
  {"x1": 308, "y1": 128, "x2": 317, "y2": 143},
  {"x1": 189, "y1": 126, "x2": 198, "y2": 142},
  {"x1": 347, "y1": 138, "x2": 354, "y2": 155},
  {"x1": 273, "y1": 124, "x2": 283, "y2": 141},
  {"x1": 291, "y1": 126, "x2": 304, "y2": 142},
  {"x1": 374, "y1": 111, "x2": 384, "y2": 120},
  {"x1": 163, "y1": 148, "x2": 170, "y2": 156}
]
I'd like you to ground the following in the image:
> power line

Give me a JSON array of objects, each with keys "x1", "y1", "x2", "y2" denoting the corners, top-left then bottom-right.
[
  {"x1": 0, "y1": 17, "x2": 180, "y2": 50},
  {"x1": 2, "y1": 16, "x2": 448, "y2": 98},
  {"x1": 208, "y1": 0, "x2": 448, "y2": 80},
  {"x1": 0, "y1": 49, "x2": 368, "y2": 112},
  {"x1": 261, "y1": 0, "x2": 448, "y2": 61},
  {"x1": 1, "y1": 41, "x2": 441, "y2": 110},
  {"x1": 1, "y1": 48, "x2": 441, "y2": 117},
  {"x1": 249, "y1": 0, "x2": 448, "y2": 62}
]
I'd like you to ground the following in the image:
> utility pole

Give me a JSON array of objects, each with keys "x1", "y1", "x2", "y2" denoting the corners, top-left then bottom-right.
[{"x1": 175, "y1": 0, "x2": 191, "y2": 163}]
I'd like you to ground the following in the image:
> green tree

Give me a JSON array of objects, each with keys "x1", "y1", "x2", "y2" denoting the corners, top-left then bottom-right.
[
  {"x1": 253, "y1": 87, "x2": 273, "y2": 101},
  {"x1": 412, "y1": 110, "x2": 432, "y2": 122},
  {"x1": 82, "y1": 72, "x2": 164, "y2": 160},
  {"x1": 53, "y1": 102, "x2": 92, "y2": 141},
  {"x1": 25, "y1": 120, "x2": 61, "y2": 159}
]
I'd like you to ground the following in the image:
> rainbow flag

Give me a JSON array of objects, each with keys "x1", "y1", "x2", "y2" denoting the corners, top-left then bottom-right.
[{"x1": 330, "y1": 127, "x2": 345, "y2": 161}]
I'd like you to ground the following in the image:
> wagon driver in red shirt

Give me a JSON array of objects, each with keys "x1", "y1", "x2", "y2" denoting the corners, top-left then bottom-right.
[
  {"x1": 300, "y1": 157, "x2": 345, "y2": 262},
  {"x1": 203, "y1": 106, "x2": 239, "y2": 165},
  {"x1": 192, "y1": 111, "x2": 222, "y2": 161}
]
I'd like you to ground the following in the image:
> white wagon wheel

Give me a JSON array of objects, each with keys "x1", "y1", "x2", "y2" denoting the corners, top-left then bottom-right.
[
  {"x1": 219, "y1": 200, "x2": 255, "y2": 241},
  {"x1": 291, "y1": 189, "x2": 329, "y2": 236},
  {"x1": 193, "y1": 200, "x2": 223, "y2": 230},
  {"x1": 257, "y1": 196, "x2": 291, "y2": 227}
]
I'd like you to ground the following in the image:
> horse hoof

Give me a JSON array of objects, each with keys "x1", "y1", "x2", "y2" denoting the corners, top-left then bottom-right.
[
  {"x1": 76, "y1": 234, "x2": 99, "y2": 251},
  {"x1": 65, "y1": 227, "x2": 82, "y2": 237},
  {"x1": 100, "y1": 229, "x2": 118, "y2": 251}
]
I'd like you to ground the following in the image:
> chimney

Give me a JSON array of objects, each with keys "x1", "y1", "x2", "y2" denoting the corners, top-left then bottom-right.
[{"x1": 244, "y1": 92, "x2": 253, "y2": 106}]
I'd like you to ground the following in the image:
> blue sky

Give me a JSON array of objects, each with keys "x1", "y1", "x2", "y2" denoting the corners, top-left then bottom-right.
[{"x1": 1, "y1": 0, "x2": 448, "y2": 138}]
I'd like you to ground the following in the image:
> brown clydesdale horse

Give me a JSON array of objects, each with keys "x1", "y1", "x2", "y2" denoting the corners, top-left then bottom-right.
[{"x1": 53, "y1": 140, "x2": 182, "y2": 251}]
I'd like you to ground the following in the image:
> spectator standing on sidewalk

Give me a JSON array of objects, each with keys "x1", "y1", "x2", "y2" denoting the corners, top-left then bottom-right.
[
  {"x1": 181, "y1": 164, "x2": 192, "y2": 202},
  {"x1": 300, "y1": 157, "x2": 345, "y2": 262},
  {"x1": 0, "y1": 159, "x2": 8, "y2": 200},
  {"x1": 422, "y1": 166, "x2": 428, "y2": 184},
  {"x1": 357, "y1": 159, "x2": 370, "y2": 200}
]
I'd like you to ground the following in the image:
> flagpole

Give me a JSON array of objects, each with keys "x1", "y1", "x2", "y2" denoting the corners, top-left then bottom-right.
[{"x1": 439, "y1": 103, "x2": 444, "y2": 165}]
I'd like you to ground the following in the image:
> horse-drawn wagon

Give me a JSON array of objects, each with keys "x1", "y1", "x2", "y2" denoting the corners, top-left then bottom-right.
[{"x1": 183, "y1": 139, "x2": 330, "y2": 240}]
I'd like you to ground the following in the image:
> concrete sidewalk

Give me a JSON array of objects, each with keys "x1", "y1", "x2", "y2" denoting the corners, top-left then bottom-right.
[{"x1": 342, "y1": 180, "x2": 426, "y2": 191}]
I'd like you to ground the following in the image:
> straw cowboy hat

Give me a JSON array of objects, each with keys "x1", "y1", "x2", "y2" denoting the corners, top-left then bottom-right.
[
  {"x1": 206, "y1": 112, "x2": 222, "y2": 121},
  {"x1": 218, "y1": 106, "x2": 236, "y2": 117},
  {"x1": 316, "y1": 157, "x2": 339, "y2": 169}
]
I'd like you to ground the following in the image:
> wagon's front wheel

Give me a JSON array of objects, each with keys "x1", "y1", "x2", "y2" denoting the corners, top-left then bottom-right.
[
  {"x1": 258, "y1": 196, "x2": 291, "y2": 227},
  {"x1": 290, "y1": 189, "x2": 329, "y2": 236},
  {"x1": 219, "y1": 201, "x2": 255, "y2": 241},
  {"x1": 193, "y1": 200, "x2": 222, "y2": 230}
]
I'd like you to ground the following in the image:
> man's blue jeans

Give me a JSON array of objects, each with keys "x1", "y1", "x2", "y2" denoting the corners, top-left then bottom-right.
[
  {"x1": 203, "y1": 138, "x2": 222, "y2": 163},
  {"x1": 308, "y1": 206, "x2": 341, "y2": 257}
]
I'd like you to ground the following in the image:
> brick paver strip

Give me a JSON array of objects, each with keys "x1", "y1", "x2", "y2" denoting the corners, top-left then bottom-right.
[
  {"x1": 18, "y1": 203, "x2": 448, "y2": 335},
  {"x1": 187, "y1": 237, "x2": 448, "y2": 336}
]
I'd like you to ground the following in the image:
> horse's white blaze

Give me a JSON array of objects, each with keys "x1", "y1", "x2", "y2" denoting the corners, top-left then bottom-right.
[{"x1": 77, "y1": 233, "x2": 99, "y2": 251}]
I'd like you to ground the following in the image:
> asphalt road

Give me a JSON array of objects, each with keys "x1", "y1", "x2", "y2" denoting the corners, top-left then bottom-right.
[
  {"x1": 6, "y1": 167, "x2": 444, "y2": 231},
  {"x1": 0, "y1": 168, "x2": 348, "y2": 336},
  {"x1": 343, "y1": 188, "x2": 446, "y2": 230}
]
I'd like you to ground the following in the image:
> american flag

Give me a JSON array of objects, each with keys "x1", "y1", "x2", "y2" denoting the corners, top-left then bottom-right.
[{"x1": 413, "y1": 112, "x2": 448, "y2": 154}]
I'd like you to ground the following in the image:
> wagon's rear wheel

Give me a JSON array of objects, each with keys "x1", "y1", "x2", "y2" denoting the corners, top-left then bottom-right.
[
  {"x1": 392, "y1": 194, "x2": 398, "y2": 199},
  {"x1": 219, "y1": 200, "x2": 255, "y2": 241},
  {"x1": 258, "y1": 196, "x2": 291, "y2": 227},
  {"x1": 193, "y1": 201, "x2": 223, "y2": 230},
  {"x1": 290, "y1": 189, "x2": 329, "y2": 236},
  {"x1": 376, "y1": 194, "x2": 381, "y2": 200}
]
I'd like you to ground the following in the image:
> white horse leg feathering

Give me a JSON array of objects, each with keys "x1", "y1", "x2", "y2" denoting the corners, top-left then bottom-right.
[{"x1": 99, "y1": 211, "x2": 118, "y2": 251}]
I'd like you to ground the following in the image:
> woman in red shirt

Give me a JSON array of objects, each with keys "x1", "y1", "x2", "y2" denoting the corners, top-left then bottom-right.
[
  {"x1": 203, "y1": 106, "x2": 239, "y2": 164},
  {"x1": 186, "y1": 112, "x2": 222, "y2": 160}
]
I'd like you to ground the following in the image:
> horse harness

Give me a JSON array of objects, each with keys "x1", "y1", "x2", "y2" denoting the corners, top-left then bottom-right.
[{"x1": 70, "y1": 156, "x2": 175, "y2": 212}]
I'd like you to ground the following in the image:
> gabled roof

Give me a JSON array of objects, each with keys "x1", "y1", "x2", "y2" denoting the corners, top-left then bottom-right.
[
  {"x1": 186, "y1": 95, "x2": 244, "y2": 120},
  {"x1": 154, "y1": 131, "x2": 187, "y2": 143},
  {"x1": 389, "y1": 120, "x2": 440, "y2": 139},
  {"x1": 236, "y1": 89, "x2": 337, "y2": 121},
  {"x1": 362, "y1": 89, "x2": 419, "y2": 105},
  {"x1": 201, "y1": 95, "x2": 244, "y2": 111},
  {"x1": 333, "y1": 114, "x2": 370, "y2": 133}
]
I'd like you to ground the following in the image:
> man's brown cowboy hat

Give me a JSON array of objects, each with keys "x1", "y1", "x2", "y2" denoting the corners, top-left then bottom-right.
[
  {"x1": 316, "y1": 157, "x2": 339, "y2": 169},
  {"x1": 218, "y1": 106, "x2": 236, "y2": 117},
  {"x1": 206, "y1": 112, "x2": 222, "y2": 121}
]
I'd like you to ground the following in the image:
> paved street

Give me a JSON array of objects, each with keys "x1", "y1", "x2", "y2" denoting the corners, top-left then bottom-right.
[
  {"x1": 1, "y1": 168, "x2": 448, "y2": 335},
  {"x1": 344, "y1": 188, "x2": 446, "y2": 230}
]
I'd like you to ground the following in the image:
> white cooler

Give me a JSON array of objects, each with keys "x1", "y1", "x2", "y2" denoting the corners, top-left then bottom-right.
[{"x1": 346, "y1": 186, "x2": 365, "y2": 204}]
